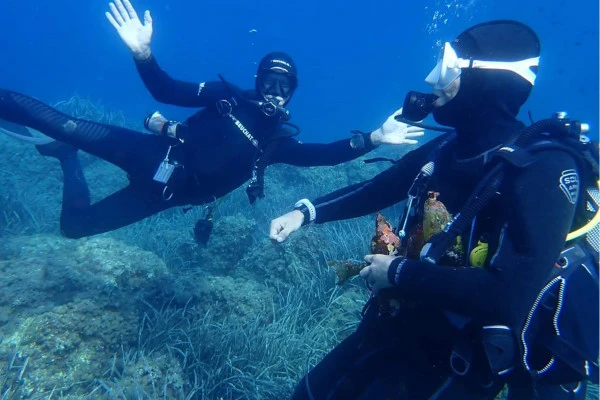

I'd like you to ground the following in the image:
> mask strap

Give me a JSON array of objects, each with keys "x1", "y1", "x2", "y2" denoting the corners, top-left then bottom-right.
[{"x1": 464, "y1": 57, "x2": 540, "y2": 85}]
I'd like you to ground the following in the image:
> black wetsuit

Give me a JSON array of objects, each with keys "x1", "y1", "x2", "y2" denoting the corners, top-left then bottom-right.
[
  {"x1": 292, "y1": 128, "x2": 586, "y2": 400},
  {"x1": 289, "y1": 32, "x2": 591, "y2": 397},
  {"x1": 0, "y1": 55, "x2": 375, "y2": 238}
]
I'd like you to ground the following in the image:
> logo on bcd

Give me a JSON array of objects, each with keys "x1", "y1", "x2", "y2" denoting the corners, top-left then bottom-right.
[
  {"x1": 234, "y1": 119, "x2": 258, "y2": 147},
  {"x1": 559, "y1": 169, "x2": 579, "y2": 205}
]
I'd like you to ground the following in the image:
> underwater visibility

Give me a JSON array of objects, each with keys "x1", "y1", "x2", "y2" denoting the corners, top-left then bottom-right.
[{"x1": 0, "y1": 0, "x2": 598, "y2": 398}]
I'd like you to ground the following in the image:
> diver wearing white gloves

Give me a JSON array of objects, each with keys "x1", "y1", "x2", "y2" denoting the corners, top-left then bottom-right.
[{"x1": 0, "y1": 0, "x2": 425, "y2": 239}]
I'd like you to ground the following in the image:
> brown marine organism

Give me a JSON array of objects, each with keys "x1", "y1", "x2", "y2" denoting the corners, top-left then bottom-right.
[
  {"x1": 421, "y1": 191, "x2": 464, "y2": 265},
  {"x1": 328, "y1": 213, "x2": 400, "y2": 285}
]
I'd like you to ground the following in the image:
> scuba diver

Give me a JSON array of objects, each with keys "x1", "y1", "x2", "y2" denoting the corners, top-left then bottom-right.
[
  {"x1": 0, "y1": 0, "x2": 424, "y2": 239},
  {"x1": 270, "y1": 20, "x2": 598, "y2": 399}
]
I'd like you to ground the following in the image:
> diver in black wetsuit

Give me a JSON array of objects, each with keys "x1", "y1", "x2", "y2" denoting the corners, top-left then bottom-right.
[
  {"x1": 270, "y1": 20, "x2": 598, "y2": 399},
  {"x1": 0, "y1": 0, "x2": 424, "y2": 239}
]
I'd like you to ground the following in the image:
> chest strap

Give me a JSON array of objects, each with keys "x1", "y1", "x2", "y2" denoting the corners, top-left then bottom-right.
[{"x1": 216, "y1": 99, "x2": 260, "y2": 149}]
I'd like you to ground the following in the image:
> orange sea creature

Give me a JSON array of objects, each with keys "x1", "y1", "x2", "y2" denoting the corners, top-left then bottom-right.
[
  {"x1": 370, "y1": 213, "x2": 401, "y2": 255},
  {"x1": 329, "y1": 213, "x2": 400, "y2": 285}
]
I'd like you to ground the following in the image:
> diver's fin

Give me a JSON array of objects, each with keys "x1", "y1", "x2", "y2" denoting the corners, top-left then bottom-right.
[{"x1": 0, "y1": 118, "x2": 54, "y2": 145}]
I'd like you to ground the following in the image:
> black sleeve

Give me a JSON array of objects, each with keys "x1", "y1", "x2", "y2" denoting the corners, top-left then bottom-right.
[
  {"x1": 134, "y1": 55, "x2": 226, "y2": 107},
  {"x1": 388, "y1": 150, "x2": 580, "y2": 326},
  {"x1": 271, "y1": 134, "x2": 375, "y2": 166},
  {"x1": 311, "y1": 136, "x2": 448, "y2": 223}
]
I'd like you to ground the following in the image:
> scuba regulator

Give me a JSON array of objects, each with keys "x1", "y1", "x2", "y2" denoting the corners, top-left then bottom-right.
[
  {"x1": 402, "y1": 91, "x2": 440, "y2": 123},
  {"x1": 395, "y1": 91, "x2": 454, "y2": 133},
  {"x1": 217, "y1": 74, "x2": 292, "y2": 122},
  {"x1": 259, "y1": 98, "x2": 291, "y2": 121}
]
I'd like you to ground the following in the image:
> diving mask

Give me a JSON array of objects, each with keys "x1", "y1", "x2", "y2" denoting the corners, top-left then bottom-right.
[
  {"x1": 258, "y1": 70, "x2": 296, "y2": 99},
  {"x1": 425, "y1": 42, "x2": 540, "y2": 90}
]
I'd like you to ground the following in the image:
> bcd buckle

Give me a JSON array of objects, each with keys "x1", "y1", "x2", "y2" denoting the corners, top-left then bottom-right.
[
  {"x1": 481, "y1": 325, "x2": 517, "y2": 376},
  {"x1": 216, "y1": 99, "x2": 233, "y2": 116}
]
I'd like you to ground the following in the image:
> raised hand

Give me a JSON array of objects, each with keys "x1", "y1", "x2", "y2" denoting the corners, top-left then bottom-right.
[
  {"x1": 106, "y1": 0, "x2": 153, "y2": 60},
  {"x1": 370, "y1": 107, "x2": 426, "y2": 146}
]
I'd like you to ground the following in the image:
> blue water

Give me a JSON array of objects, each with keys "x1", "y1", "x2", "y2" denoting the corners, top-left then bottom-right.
[{"x1": 0, "y1": 0, "x2": 597, "y2": 142}]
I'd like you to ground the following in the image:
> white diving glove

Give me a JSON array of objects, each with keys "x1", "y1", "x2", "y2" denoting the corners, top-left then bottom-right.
[
  {"x1": 106, "y1": 0, "x2": 153, "y2": 60},
  {"x1": 370, "y1": 107, "x2": 426, "y2": 146}
]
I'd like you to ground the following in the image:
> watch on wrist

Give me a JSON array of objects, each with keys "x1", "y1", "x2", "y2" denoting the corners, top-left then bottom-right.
[
  {"x1": 161, "y1": 121, "x2": 179, "y2": 138},
  {"x1": 350, "y1": 132, "x2": 366, "y2": 149},
  {"x1": 294, "y1": 198, "x2": 316, "y2": 225},
  {"x1": 295, "y1": 204, "x2": 311, "y2": 226}
]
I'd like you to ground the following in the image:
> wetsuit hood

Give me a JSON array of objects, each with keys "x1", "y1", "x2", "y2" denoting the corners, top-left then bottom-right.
[
  {"x1": 255, "y1": 52, "x2": 298, "y2": 103},
  {"x1": 432, "y1": 20, "x2": 541, "y2": 156}
]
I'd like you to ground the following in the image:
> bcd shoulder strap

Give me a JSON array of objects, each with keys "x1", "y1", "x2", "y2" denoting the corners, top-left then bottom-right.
[
  {"x1": 420, "y1": 117, "x2": 595, "y2": 264},
  {"x1": 246, "y1": 123, "x2": 302, "y2": 204}
]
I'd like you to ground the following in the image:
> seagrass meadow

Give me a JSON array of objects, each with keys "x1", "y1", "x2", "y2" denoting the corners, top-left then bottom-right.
[{"x1": 0, "y1": 95, "x2": 386, "y2": 399}]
